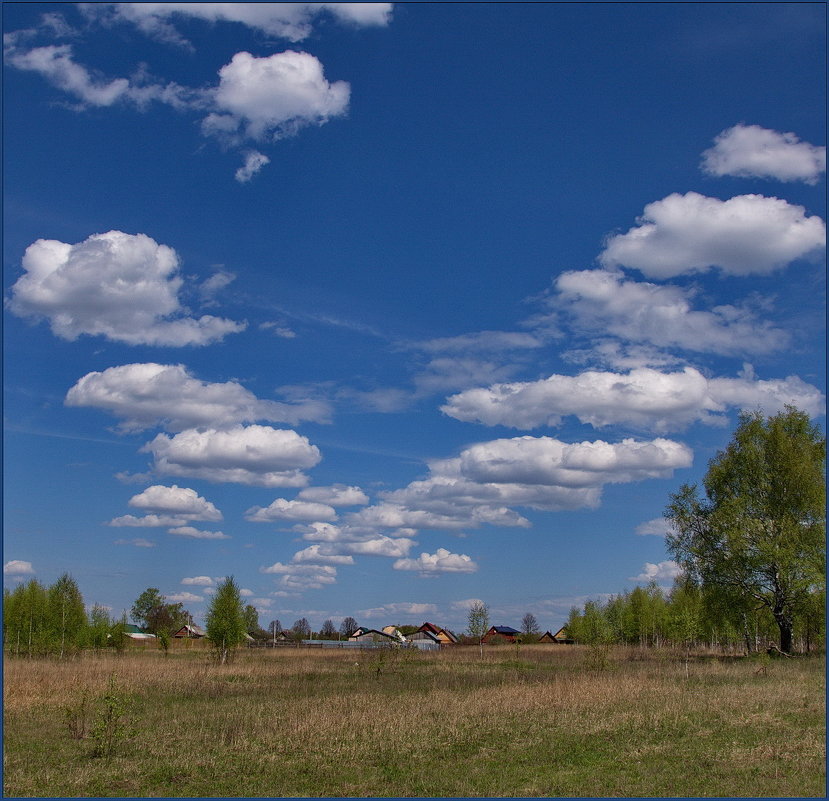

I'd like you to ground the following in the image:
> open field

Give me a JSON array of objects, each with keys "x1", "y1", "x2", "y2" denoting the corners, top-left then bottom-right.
[{"x1": 3, "y1": 645, "x2": 825, "y2": 798}]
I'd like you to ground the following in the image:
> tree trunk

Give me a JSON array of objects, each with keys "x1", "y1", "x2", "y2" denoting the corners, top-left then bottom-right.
[
  {"x1": 741, "y1": 613, "x2": 753, "y2": 654},
  {"x1": 774, "y1": 611, "x2": 793, "y2": 654}
]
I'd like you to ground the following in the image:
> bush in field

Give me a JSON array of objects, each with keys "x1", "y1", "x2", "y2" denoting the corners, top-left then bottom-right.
[{"x1": 89, "y1": 674, "x2": 135, "y2": 761}]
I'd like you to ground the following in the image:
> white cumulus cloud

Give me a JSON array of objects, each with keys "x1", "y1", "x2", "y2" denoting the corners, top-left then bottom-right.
[
  {"x1": 143, "y1": 425, "x2": 321, "y2": 487},
  {"x1": 245, "y1": 498, "x2": 338, "y2": 524},
  {"x1": 346, "y1": 434, "x2": 691, "y2": 537},
  {"x1": 259, "y1": 562, "x2": 337, "y2": 592},
  {"x1": 297, "y1": 485, "x2": 369, "y2": 506},
  {"x1": 337, "y1": 537, "x2": 416, "y2": 558},
  {"x1": 181, "y1": 576, "x2": 215, "y2": 586},
  {"x1": 108, "y1": 484, "x2": 223, "y2": 529},
  {"x1": 66, "y1": 363, "x2": 330, "y2": 433},
  {"x1": 291, "y1": 546, "x2": 355, "y2": 566},
  {"x1": 442, "y1": 366, "x2": 824, "y2": 432},
  {"x1": 4, "y1": 560, "x2": 35, "y2": 575},
  {"x1": 635, "y1": 518, "x2": 673, "y2": 537},
  {"x1": 7, "y1": 231, "x2": 244, "y2": 346},
  {"x1": 168, "y1": 526, "x2": 230, "y2": 540},
  {"x1": 358, "y1": 601, "x2": 439, "y2": 619},
  {"x1": 629, "y1": 560, "x2": 682, "y2": 583},
  {"x1": 548, "y1": 269, "x2": 790, "y2": 357},
  {"x1": 90, "y1": 3, "x2": 392, "y2": 44},
  {"x1": 393, "y1": 548, "x2": 478, "y2": 576},
  {"x1": 701, "y1": 124, "x2": 826, "y2": 184},
  {"x1": 202, "y1": 50, "x2": 349, "y2": 144},
  {"x1": 128, "y1": 484, "x2": 222, "y2": 519},
  {"x1": 164, "y1": 591, "x2": 203, "y2": 603},
  {"x1": 457, "y1": 437, "x2": 692, "y2": 488},
  {"x1": 600, "y1": 192, "x2": 825, "y2": 278},
  {"x1": 235, "y1": 150, "x2": 270, "y2": 182}
]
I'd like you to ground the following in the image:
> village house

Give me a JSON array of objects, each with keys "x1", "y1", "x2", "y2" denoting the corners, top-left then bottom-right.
[
  {"x1": 348, "y1": 628, "x2": 399, "y2": 643},
  {"x1": 417, "y1": 621, "x2": 458, "y2": 645},
  {"x1": 482, "y1": 625, "x2": 521, "y2": 644},
  {"x1": 173, "y1": 623, "x2": 206, "y2": 639},
  {"x1": 552, "y1": 626, "x2": 575, "y2": 644}
]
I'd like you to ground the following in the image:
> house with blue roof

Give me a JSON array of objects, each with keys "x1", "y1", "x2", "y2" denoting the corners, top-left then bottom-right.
[{"x1": 482, "y1": 625, "x2": 521, "y2": 644}]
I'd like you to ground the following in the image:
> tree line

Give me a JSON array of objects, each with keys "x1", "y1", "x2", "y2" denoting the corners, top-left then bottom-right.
[
  {"x1": 4, "y1": 573, "x2": 124, "y2": 658},
  {"x1": 2, "y1": 573, "x2": 365, "y2": 662},
  {"x1": 564, "y1": 577, "x2": 824, "y2": 653}
]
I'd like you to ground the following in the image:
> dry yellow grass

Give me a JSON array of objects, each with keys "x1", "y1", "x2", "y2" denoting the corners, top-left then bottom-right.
[{"x1": 4, "y1": 645, "x2": 825, "y2": 797}]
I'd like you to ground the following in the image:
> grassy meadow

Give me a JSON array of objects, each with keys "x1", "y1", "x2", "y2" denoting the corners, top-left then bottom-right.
[{"x1": 3, "y1": 644, "x2": 825, "y2": 798}]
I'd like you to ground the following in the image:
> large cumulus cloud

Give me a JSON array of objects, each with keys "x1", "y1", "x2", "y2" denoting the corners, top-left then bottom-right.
[
  {"x1": 7, "y1": 231, "x2": 244, "y2": 346},
  {"x1": 547, "y1": 268, "x2": 790, "y2": 359},
  {"x1": 202, "y1": 51, "x2": 349, "y2": 144},
  {"x1": 66, "y1": 363, "x2": 330, "y2": 432},
  {"x1": 143, "y1": 425, "x2": 321, "y2": 487},
  {"x1": 600, "y1": 193, "x2": 825, "y2": 278},
  {"x1": 442, "y1": 366, "x2": 824, "y2": 432}
]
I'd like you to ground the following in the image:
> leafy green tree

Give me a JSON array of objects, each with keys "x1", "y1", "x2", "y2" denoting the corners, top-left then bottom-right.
[
  {"x1": 564, "y1": 605, "x2": 584, "y2": 643},
  {"x1": 666, "y1": 407, "x2": 825, "y2": 653},
  {"x1": 4, "y1": 579, "x2": 49, "y2": 656},
  {"x1": 47, "y1": 573, "x2": 87, "y2": 658},
  {"x1": 88, "y1": 605, "x2": 113, "y2": 652},
  {"x1": 109, "y1": 614, "x2": 128, "y2": 654},
  {"x1": 243, "y1": 604, "x2": 260, "y2": 634},
  {"x1": 130, "y1": 588, "x2": 190, "y2": 640},
  {"x1": 205, "y1": 577, "x2": 247, "y2": 664},
  {"x1": 579, "y1": 599, "x2": 612, "y2": 645},
  {"x1": 130, "y1": 588, "x2": 165, "y2": 631}
]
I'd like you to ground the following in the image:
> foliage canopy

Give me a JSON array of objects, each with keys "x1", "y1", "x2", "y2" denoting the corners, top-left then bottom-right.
[{"x1": 665, "y1": 407, "x2": 825, "y2": 652}]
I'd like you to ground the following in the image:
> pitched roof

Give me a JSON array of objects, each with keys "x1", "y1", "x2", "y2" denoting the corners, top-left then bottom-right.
[
  {"x1": 420, "y1": 622, "x2": 458, "y2": 641},
  {"x1": 491, "y1": 625, "x2": 520, "y2": 635}
]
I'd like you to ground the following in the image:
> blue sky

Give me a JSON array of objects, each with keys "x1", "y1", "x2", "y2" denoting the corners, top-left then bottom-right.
[{"x1": 3, "y1": 2, "x2": 826, "y2": 634}]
